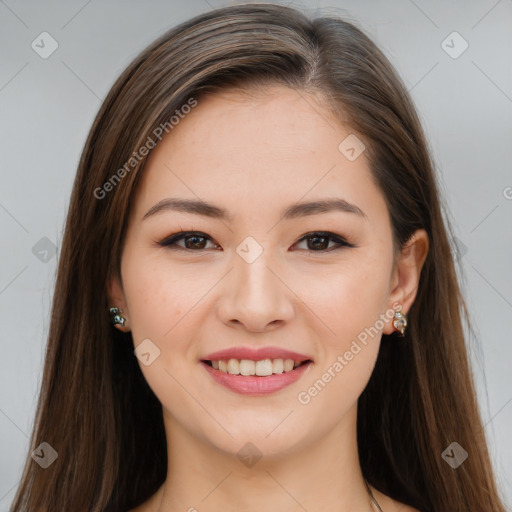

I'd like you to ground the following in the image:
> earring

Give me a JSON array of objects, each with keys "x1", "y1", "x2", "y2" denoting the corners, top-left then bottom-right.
[
  {"x1": 109, "y1": 306, "x2": 126, "y2": 327},
  {"x1": 392, "y1": 310, "x2": 407, "y2": 336}
]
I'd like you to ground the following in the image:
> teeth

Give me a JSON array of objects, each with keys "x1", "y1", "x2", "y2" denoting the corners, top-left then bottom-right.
[
  {"x1": 240, "y1": 359, "x2": 255, "y2": 376},
  {"x1": 273, "y1": 358, "x2": 284, "y2": 374},
  {"x1": 283, "y1": 359, "x2": 294, "y2": 372},
  {"x1": 255, "y1": 359, "x2": 273, "y2": 376},
  {"x1": 227, "y1": 358, "x2": 239, "y2": 375},
  {"x1": 211, "y1": 358, "x2": 305, "y2": 376}
]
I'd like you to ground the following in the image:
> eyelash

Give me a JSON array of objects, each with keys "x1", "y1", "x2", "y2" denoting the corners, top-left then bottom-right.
[{"x1": 157, "y1": 230, "x2": 355, "y2": 254}]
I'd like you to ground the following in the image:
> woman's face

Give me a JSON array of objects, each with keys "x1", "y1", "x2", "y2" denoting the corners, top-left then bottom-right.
[{"x1": 112, "y1": 85, "x2": 416, "y2": 458}]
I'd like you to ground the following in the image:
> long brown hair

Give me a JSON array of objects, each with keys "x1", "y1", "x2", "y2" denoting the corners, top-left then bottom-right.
[{"x1": 11, "y1": 4, "x2": 506, "y2": 511}]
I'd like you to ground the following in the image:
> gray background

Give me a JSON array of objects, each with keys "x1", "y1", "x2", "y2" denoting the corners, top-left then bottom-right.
[{"x1": 1, "y1": 0, "x2": 511, "y2": 509}]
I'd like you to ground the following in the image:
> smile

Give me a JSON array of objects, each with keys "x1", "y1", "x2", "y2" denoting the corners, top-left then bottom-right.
[
  {"x1": 201, "y1": 359, "x2": 313, "y2": 395},
  {"x1": 204, "y1": 358, "x2": 310, "y2": 376}
]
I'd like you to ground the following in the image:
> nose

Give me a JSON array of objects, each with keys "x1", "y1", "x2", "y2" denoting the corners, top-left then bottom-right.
[{"x1": 217, "y1": 249, "x2": 295, "y2": 333}]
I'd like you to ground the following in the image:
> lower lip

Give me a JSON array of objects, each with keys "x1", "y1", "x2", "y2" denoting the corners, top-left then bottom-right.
[{"x1": 201, "y1": 361, "x2": 312, "y2": 396}]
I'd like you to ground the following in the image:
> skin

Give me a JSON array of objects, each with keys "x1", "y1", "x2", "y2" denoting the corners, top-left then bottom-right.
[{"x1": 109, "y1": 85, "x2": 428, "y2": 512}]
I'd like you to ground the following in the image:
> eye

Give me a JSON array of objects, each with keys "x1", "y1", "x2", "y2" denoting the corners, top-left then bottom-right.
[
  {"x1": 158, "y1": 230, "x2": 355, "y2": 253},
  {"x1": 158, "y1": 231, "x2": 219, "y2": 251},
  {"x1": 293, "y1": 231, "x2": 355, "y2": 253}
]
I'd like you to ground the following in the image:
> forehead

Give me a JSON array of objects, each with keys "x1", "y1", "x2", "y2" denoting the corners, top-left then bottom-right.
[
  {"x1": 131, "y1": 85, "x2": 387, "y2": 227},
  {"x1": 167, "y1": 85, "x2": 346, "y2": 159}
]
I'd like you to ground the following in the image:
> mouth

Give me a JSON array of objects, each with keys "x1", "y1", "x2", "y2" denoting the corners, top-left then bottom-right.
[
  {"x1": 200, "y1": 356, "x2": 314, "y2": 396},
  {"x1": 201, "y1": 358, "x2": 313, "y2": 376}
]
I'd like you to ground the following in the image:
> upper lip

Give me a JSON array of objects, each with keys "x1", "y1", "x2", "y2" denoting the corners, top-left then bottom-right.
[{"x1": 202, "y1": 346, "x2": 313, "y2": 362}]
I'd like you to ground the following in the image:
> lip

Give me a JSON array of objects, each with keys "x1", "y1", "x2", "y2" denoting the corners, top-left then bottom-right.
[
  {"x1": 201, "y1": 360, "x2": 313, "y2": 396},
  {"x1": 202, "y1": 346, "x2": 312, "y2": 362}
]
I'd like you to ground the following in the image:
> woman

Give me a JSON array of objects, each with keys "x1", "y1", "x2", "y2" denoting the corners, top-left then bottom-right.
[{"x1": 11, "y1": 3, "x2": 506, "y2": 511}]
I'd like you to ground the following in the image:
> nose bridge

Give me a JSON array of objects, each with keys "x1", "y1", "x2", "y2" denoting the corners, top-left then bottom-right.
[
  {"x1": 234, "y1": 241, "x2": 281, "y2": 304},
  {"x1": 218, "y1": 237, "x2": 294, "y2": 330}
]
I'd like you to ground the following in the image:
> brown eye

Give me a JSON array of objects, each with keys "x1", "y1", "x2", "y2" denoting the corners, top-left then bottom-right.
[
  {"x1": 158, "y1": 231, "x2": 218, "y2": 251},
  {"x1": 293, "y1": 232, "x2": 354, "y2": 253},
  {"x1": 306, "y1": 234, "x2": 330, "y2": 251},
  {"x1": 182, "y1": 234, "x2": 207, "y2": 250},
  {"x1": 159, "y1": 230, "x2": 354, "y2": 254}
]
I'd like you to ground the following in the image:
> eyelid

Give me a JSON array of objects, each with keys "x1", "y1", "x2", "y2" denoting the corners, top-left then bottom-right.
[
  {"x1": 158, "y1": 230, "x2": 355, "y2": 252},
  {"x1": 158, "y1": 231, "x2": 219, "y2": 250},
  {"x1": 293, "y1": 231, "x2": 354, "y2": 249}
]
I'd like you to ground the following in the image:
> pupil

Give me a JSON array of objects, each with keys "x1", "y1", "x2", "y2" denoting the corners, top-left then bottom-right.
[
  {"x1": 186, "y1": 235, "x2": 206, "y2": 249},
  {"x1": 184, "y1": 235, "x2": 329, "y2": 251},
  {"x1": 309, "y1": 236, "x2": 328, "y2": 250}
]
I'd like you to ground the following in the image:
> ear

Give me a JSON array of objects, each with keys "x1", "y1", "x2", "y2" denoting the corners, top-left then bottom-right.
[
  {"x1": 108, "y1": 275, "x2": 131, "y2": 332},
  {"x1": 382, "y1": 229, "x2": 429, "y2": 335}
]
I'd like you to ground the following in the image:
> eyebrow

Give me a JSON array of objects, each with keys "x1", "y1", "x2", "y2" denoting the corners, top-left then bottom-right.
[{"x1": 142, "y1": 197, "x2": 367, "y2": 221}]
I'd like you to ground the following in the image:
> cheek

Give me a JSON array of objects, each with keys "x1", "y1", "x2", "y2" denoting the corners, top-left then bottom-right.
[
  {"x1": 121, "y1": 256, "x2": 205, "y2": 411},
  {"x1": 122, "y1": 252, "x2": 199, "y2": 336},
  {"x1": 295, "y1": 264, "x2": 389, "y2": 418},
  {"x1": 301, "y1": 257, "x2": 391, "y2": 344},
  {"x1": 122, "y1": 252, "x2": 220, "y2": 377}
]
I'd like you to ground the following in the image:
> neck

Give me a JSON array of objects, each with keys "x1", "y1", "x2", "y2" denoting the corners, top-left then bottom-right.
[{"x1": 155, "y1": 404, "x2": 376, "y2": 512}]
